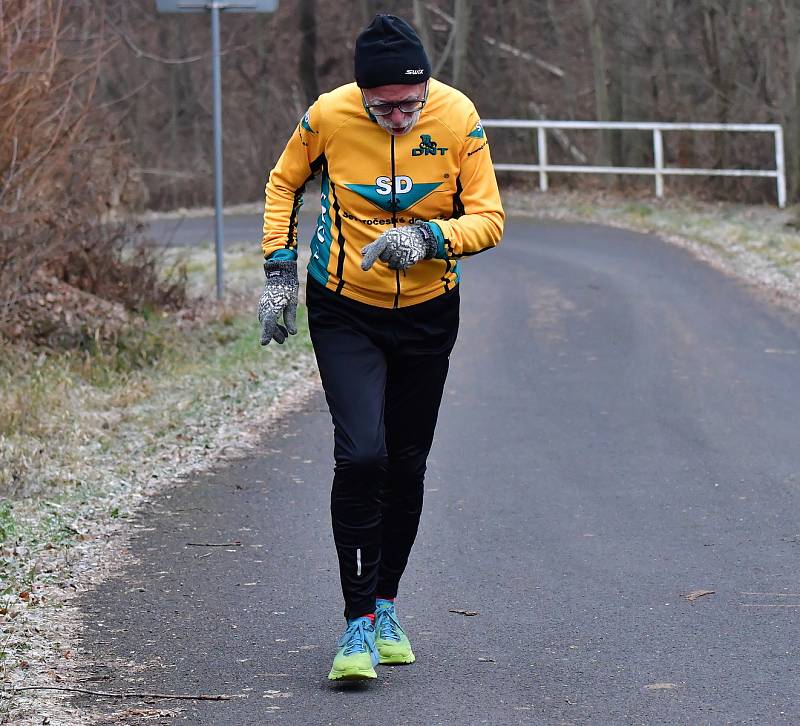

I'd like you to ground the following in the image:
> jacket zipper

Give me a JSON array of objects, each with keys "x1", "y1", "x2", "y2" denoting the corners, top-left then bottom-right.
[{"x1": 390, "y1": 135, "x2": 400, "y2": 309}]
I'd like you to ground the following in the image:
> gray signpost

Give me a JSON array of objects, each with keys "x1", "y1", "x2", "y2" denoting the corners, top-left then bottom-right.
[{"x1": 155, "y1": 1, "x2": 278, "y2": 300}]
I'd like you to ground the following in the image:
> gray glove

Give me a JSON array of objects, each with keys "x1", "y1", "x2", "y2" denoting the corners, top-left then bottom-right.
[
  {"x1": 258, "y1": 259, "x2": 298, "y2": 345},
  {"x1": 360, "y1": 222, "x2": 438, "y2": 271}
]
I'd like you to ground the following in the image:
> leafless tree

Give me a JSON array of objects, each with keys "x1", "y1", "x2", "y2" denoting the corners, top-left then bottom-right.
[{"x1": 7, "y1": 0, "x2": 800, "y2": 222}]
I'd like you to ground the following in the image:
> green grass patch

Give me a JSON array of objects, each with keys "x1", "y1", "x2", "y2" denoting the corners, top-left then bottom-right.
[{"x1": 623, "y1": 202, "x2": 653, "y2": 218}]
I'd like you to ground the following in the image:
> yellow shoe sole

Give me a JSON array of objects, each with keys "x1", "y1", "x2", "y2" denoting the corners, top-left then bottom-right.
[
  {"x1": 377, "y1": 643, "x2": 416, "y2": 665},
  {"x1": 327, "y1": 664, "x2": 378, "y2": 681}
]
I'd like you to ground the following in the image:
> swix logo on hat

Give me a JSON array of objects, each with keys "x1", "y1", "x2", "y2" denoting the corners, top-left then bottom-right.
[
  {"x1": 345, "y1": 175, "x2": 442, "y2": 212},
  {"x1": 405, "y1": 69, "x2": 424, "y2": 75}
]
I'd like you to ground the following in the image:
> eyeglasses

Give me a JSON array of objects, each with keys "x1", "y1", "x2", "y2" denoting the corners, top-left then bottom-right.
[
  {"x1": 362, "y1": 83, "x2": 429, "y2": 117},
  {"x1": 364, "y1": 98, "x2": 427, "y2": 116}
]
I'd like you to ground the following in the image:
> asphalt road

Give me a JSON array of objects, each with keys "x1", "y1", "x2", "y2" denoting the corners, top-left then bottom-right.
[
  {"x1": 74, "y1": 216, "x2": 800, "y2": 725},
  {"x1": 141, "y1": 212, "x2": 270, "y2": 248}
]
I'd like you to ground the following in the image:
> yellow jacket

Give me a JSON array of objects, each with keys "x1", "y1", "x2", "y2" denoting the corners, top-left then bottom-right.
[{"x1": 262, "y1": 78, "x2": 504, "y2": 308}]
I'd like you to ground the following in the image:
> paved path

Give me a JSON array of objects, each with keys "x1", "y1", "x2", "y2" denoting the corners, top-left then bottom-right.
[
  {"x1": 142, "y1": 212, "x2": 269, "y2": 248},
  {"x1": 76, "y1": 218, "x2": 800, "y2": 725}
]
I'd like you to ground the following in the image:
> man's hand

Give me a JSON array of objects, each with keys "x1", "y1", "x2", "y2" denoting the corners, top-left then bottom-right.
[
  {"x1": 258, "y1": 259, "x2": 299, "y2": 345},
  {"x1": 360, "y1": 222, "x2": 437, "y2": 271}
]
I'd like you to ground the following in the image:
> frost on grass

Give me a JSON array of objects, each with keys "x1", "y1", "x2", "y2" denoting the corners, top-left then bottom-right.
[{"x1": 1, "y1": 243, "x2": 319, "y2": 725}]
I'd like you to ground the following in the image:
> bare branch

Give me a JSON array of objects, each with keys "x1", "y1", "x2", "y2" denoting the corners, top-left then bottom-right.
[
  {"x1": 106, "y1": 17, "x2": 204, "y2": 65},
  {"x1": 432, "y1": 20, "x2": 456, "y2": 77},
  {"x1": 7, "y1": 685, "x2": 236, "y2": 701},
  {"x1": 425, "y1": 3, "x2": 565, "y2": 79}
]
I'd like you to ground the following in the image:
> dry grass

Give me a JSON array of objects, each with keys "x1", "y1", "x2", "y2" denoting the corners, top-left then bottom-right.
[{"x1": 0, "y1": 244, "x2": 316, "y2": 724}]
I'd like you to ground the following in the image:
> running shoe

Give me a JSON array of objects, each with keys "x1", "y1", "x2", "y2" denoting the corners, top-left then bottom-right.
[
  {"x1": 327, "y1": 616, "x2": 379, "y2": 681},
  {"x1": 374, "y1": 598, "x2": 415, "y2": 665}
]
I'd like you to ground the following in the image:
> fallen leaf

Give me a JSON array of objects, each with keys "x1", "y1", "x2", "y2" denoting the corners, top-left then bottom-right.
[
  {"x1": 449, "y1": 609, "x2": 479, "y2": 616},
  {"x1": 684, "y1": 589, "x2": 715, "y2": 602}
]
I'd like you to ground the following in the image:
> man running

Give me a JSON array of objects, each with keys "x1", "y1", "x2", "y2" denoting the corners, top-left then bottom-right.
[{"x1": 258, "y1": 14, "x2": 504, "y2": 681}]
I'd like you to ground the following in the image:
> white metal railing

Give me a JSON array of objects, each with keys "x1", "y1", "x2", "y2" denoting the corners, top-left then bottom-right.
[{"x1": 482, "y1": 120, "x2": 787, "y2": 208}]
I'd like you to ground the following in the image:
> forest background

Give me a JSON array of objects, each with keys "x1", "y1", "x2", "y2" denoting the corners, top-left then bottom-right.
[
  {"x1": 4, "y1": 0, "x2": 800, "y2": 337},
  {"x1": 89, "y1": 0, "x2": 800, "y2": 210}
]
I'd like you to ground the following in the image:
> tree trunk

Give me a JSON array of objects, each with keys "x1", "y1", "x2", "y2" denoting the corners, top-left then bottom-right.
[
  {"x1": 580, "y1": 0, "x2": 611, "y2": 166},
  {"x1": 545, "y1": 0, "x2": 577, "y2": 119},
  {"x1": 359, "y1": 0, "x2": 374, "y2": 26},
  {"x1": 606, "y1": 0, "x2": 626, "y2": 171},
  {"x1": 255, "y1": 15, "x2": 272, "y2": 165},
  {"x1": 298, "y1": 0, "x2": 318, "y2": 105},
  {"x1": 412, "y1": 0, "x2": 436, "y2": 70},
  {"x1": 452, "y1": 0, "x2": 472, "y2": 89},
  {"x1": 782, "y1": 0, "x2": 800, "y2": 199},
  {"x1": 700, "y1": 0, "x2": 731, "y2": 168},
  {"x1": 647, "y1": 0, "x2": 663, "y2": 118}
]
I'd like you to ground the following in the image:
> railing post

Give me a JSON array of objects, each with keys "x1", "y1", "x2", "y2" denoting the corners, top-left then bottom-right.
[
  {"x1": 775, "y1": 126, "x2": 787, "y2": 209},
  {"x1": 537, "y1": 126, "x2": 549, "y2": 192},
  {"x1": 653, "y1": 128, "x2": 664, "y2": 199}
]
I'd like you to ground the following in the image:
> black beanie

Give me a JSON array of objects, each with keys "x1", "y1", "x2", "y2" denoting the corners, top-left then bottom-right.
[{"x1": 354, "y1": 15, "x2": 431, "y2": 88}]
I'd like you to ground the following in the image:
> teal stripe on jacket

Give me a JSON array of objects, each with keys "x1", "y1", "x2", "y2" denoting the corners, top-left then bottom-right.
[{"x1": 308, "y1": 173, "x2": 334, "y2": 286}]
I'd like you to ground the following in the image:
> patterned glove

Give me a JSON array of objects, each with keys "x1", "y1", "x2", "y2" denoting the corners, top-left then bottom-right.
[
  {"x1": 360, "y1": 222, "x2": 438, "y2": 271},
  {"x1": 258, "y1": 259, "x2": 298, "y2": 345}
]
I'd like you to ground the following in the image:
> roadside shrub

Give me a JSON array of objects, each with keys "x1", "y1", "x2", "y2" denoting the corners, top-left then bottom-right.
[{"x1": 0, "y1": 0, "x2": 185, "y2": 347}]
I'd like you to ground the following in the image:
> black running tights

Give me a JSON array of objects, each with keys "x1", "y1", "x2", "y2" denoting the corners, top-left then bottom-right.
[{"x1": 306, "y1": 276, "x2": 459, "y2": 620}]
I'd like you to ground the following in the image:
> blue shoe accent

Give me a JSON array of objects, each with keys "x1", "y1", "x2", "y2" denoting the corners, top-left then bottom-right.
[
  {"x1": 328, "y1": 616, "x2": 379, "y2": 680},
  {"x1": 375, "y1": 599, "x2": 415, "y2": 665}
]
